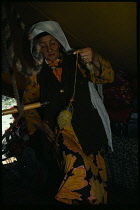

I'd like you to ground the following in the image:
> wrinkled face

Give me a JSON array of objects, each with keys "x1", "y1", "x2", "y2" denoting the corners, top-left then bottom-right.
[{"x1": 38, "y1": 35, "x2": 60, "y2": 61}]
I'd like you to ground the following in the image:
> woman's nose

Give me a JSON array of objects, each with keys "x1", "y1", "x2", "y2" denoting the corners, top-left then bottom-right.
[{"x1": 46, "y1": 45, "x2": 52, "y2": 53}]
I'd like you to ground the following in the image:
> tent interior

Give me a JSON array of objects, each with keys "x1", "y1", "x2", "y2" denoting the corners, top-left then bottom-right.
[
  {"x1": 2, "y1": 1, "x2": 137, "y2": 98},
  {"x1": 2, "y1": 2, "x2": 138, "y2": 206}
]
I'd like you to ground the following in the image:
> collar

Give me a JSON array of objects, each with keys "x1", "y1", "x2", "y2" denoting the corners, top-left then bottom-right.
[{"x1": 45, "y1": 53, "x2": 63, "y2": 68}]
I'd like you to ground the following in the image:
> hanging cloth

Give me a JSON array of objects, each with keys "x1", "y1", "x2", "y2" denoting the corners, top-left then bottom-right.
[{"x1": 88, "y1": 81, "x2": 113, "y2": 152}]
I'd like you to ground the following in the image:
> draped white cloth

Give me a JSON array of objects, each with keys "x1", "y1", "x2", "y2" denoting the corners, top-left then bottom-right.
[{"x1": 89, "y1": 82, "x2": 113, "y2": 151}]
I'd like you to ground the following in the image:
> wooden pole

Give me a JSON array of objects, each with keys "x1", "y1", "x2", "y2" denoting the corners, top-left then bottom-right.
[{"x1": 2, "y1": 102, "x2": 41, "y2": 116}]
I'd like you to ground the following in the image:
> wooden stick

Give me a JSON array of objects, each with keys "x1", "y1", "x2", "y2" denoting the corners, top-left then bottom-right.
[{"x1": 2, "y1": 102, "x2": 42, "y2": 116}]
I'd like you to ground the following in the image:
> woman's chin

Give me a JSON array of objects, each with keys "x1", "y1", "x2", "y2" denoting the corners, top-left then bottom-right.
[{"x1": 47, "y1": 55, "x2": 57, "y2": 61}]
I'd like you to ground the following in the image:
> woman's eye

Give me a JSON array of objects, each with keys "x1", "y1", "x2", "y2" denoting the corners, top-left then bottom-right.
[{"x1": 50, "y1": 41, "x2": 56, "y2": 45}]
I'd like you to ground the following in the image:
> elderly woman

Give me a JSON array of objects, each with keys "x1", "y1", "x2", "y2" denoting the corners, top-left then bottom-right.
[{"x1": 22, "y1": 20, "x2": 114, "y2": 205}]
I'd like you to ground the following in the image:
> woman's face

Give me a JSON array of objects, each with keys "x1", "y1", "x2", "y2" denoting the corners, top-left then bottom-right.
[{"x1": 38, "y1": 35, "x2": 60, "y2": 61}]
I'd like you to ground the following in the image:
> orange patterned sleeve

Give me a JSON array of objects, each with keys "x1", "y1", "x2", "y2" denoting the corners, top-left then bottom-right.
[
  {"x1": 90, "y1": 54, "x2": 114, "y2": 84},
  {"x1": 22, "y1": 75, "x2": 41, "y2": 135}
]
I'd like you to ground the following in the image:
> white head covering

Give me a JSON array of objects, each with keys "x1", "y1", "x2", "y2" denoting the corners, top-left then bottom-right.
[{"x1": 29, "y1": 20, "x2": 72, "y2": 60}]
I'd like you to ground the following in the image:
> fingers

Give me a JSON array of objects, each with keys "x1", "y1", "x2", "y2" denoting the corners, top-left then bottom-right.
[
  {"x1": 35, "y1": 121, "x2": 55, "y2": 142},
  {"x1": 47, "y1": 136, "x2": 54, "y2": 143},
  {"x1": 73, "y1": 48, "x2": 92, "y2": 54},
  {"x1": 73, "y1": 48, "x2": 93, "y2": 64},
  {"x1": 73, "y1": 49, "x2": 81, "y2": 55},
  {"x1": 42, "y1": 122, "x2": 55, "y2": 141}
]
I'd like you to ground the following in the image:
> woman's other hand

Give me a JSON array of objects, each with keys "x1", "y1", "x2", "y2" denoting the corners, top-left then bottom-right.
[{"x1": 35, "y1": 121, "x2": 55, "y2": 142}]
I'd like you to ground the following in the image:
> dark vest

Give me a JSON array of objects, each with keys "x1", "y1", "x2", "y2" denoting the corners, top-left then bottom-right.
[{"x1": 37, "y1": 53, "x2": 107, "y2": 155}]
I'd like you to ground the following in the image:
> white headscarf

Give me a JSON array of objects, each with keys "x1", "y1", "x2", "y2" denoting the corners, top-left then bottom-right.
[{"x1": 29, "y1": 20, "x2": 72, "y2": 61}]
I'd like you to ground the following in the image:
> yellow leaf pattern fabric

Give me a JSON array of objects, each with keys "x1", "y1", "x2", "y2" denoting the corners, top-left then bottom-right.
[
  {"x1": 78, "y1": 54, "x2": 114, "y2": 84},
  {"x1": 22, "y1": 75, "x2": 41, "y2": 135},
  {"x1": 93, "y1": 54, "x2": 114, "y2": 84},
  {"x1": 55, "y1": 124, "x2": 107, "y2": 205}
]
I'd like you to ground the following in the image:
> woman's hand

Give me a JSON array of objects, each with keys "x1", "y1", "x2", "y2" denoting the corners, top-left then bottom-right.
[
  {"x1": 74, "y1": 47, "x2": 94, "y2": 63},
  {"x1": 74, "y1": 47, "x2": 100, "y2": 69},
  {"x1": 35, "y1": 121, "x2": 55, "y2": 142}
]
